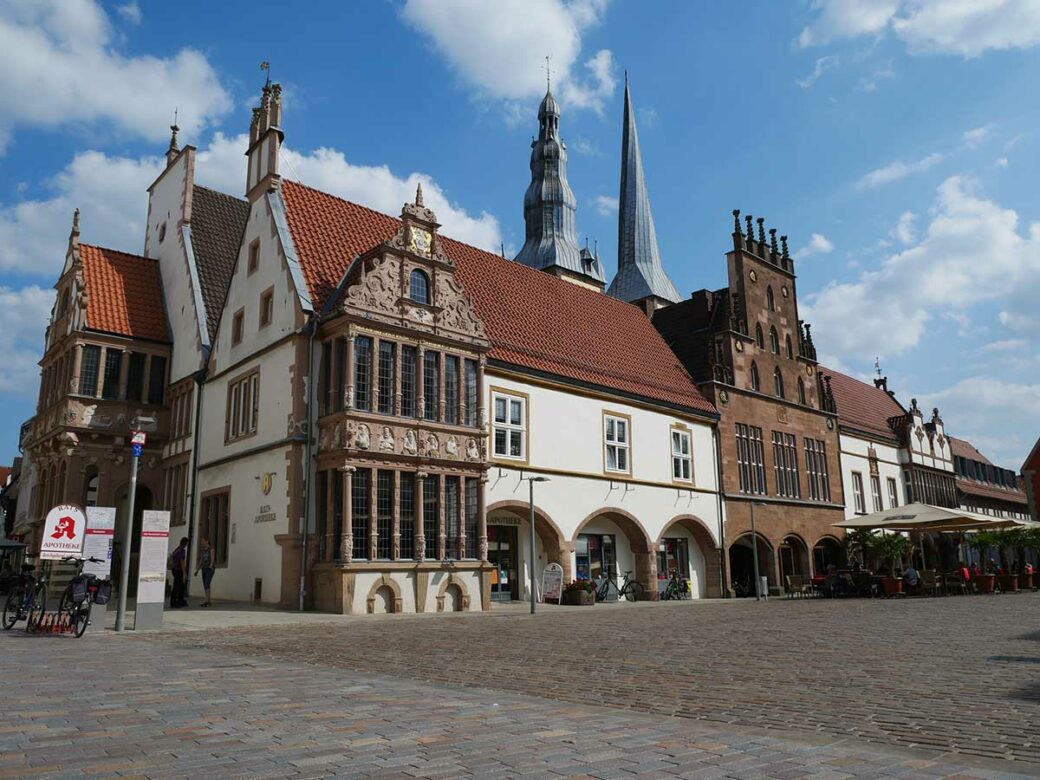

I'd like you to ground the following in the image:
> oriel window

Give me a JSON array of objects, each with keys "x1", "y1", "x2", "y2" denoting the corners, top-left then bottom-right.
[
  {"x1": 354, "y1": 335, "x2": 373, "y2": 412},
  {"x1": 378, "y1": 341, "x2": 396, "y2": 415}
]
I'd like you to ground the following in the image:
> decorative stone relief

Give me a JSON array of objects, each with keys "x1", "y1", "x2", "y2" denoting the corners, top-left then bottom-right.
[
  {"x1": 445, "y1": 436, "x2": 459, "y2": 458},
  {"x1": 465, "y1": 438, "x2": 480, "y2": 461},
  {"x1": 424, "y1": 432, "x2": 440, "y2": 458},
  {"x1": 434, "y1": 274, "x2": 487, "y2": 340},
  {"x1": 355, "y1": 423, "x2": 371, "y2": 450},
  {"x1": 343, "y1": 255, "x2": 401, "y2": 317},
  {"x1": 403, "y1": 430, "x2": 418, "y2": 456},
  {"x1": 378, "y1": 426, "x2": 395, "y2": 452}
]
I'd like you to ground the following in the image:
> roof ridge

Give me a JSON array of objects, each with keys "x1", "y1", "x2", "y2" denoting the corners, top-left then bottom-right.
[{"x1": 80, "y1": 243, "x2": 156, "y2": 263}]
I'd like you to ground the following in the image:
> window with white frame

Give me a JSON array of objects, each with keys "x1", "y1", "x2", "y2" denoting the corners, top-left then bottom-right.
[
  {"x1": 871, "y1": 474, "x2": 883, "y2": 512},
  {"x1": 671, "y1": 428, "x2": 692, "y2": 482},
  {"x1": 604, "y1": 414, "x2": 630, "y2": 473},
  {"x1": 492, "y1": 390, "x2": 526, "y2": 460},
  {"x1": 226, "y1": 370, "x2": 259, "y2": 442},
  {"x1": 887, "y1": 477, "x2": 899, "y2": 508},
  {"x1": 852, "y1": 471, "x2": 866, "y2": 514}
]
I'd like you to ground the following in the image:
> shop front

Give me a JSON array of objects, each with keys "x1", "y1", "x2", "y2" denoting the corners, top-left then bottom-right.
[{"x1": 487, "y1": 521, "x2": 519, "y2": 602}]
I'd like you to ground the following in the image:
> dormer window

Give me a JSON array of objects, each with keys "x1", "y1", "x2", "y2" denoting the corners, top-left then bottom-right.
[{"x1": 410, "y1": 269, "x2": 430, "y2": 305}]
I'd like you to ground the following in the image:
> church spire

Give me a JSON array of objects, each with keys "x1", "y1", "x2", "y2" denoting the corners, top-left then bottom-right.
[
  {"x1": 514, "y1": 85, "x2": 605, "y2": 287},
  {"x1": 607, "y1": 75, "x2": 681, "y2": 310}
]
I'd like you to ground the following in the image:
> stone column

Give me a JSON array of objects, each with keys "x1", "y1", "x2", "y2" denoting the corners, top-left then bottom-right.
[
  {"x1": 437, "y1": 352, "x2": 446, "y2": 423},
  {"x1": 344, "y1": 329, "x2": 355, "y2": 410},
  {"x1": 324, "y1": 469, "x2": 336, "y2": 562},
  {"x1": 71, "y1": 344, "x2": 83, "y2": 394},
  {"x1": 394, "y1": 343, "x2": 403, "y2": 416},
  {"x1": 116, "y1": 349, "x2": 129, "y2": 400},
  {"x1": 415, "y1": 471, "x2": 427, "y2": 562},
  {"x1": 340, "y1": 466, "x2": 355, "y2": 562},
  {"x1": 416, "y1": 344, "x2": 426, "y2": 420},
  {"x1": 371, "y1": 337, "x2": 381, "y2": 414},
  {"x1": 437, "y1": 473, "x2": 446, "y2": 560},
  {"x1": 392, "y1": 470, "x2": 401, "y2": 560},
  {"x1": 478, "y1": 475, "x2": 488, "y2": 562}
]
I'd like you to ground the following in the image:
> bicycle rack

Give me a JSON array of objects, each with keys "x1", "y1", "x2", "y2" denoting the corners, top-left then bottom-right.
[{"x1": 27, "y1": 611, "x2": 77, "y2": 635}]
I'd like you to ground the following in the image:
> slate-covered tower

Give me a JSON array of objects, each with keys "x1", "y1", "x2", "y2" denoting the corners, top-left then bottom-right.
[
  {"x1": 607, "y1": 76, "x2": 681, "y2": 314},
  {"x1": 515, "y1": 88, "x2": 605, "y2": 290}
]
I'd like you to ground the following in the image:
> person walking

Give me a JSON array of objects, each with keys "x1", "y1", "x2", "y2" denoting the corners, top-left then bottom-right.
[
  {"x1": 170, "y1": 537, "x2": 189, "y2": 608},
  {"x1": 195, "y1": 537, "x2": 215, "y2": 608}
]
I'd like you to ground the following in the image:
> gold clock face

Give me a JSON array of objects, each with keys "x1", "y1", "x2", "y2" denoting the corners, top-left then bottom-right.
[{"x1": 409, "y1": 227, "x2": 432, "y2": 257}]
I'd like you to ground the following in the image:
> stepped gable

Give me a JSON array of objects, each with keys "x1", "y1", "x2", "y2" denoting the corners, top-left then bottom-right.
[
  {"x1": 80, "y1": 244, "x2": 169, "y2": 342},
  {"x1": 190, "y1": 185, "x2": 250, "y2": 342},
  {"x1": 281, "y1": 180, "x2": 714, "y2": 415},
  {"x1": 821, "y1": 367, "x2": 904, "y2": 442}
]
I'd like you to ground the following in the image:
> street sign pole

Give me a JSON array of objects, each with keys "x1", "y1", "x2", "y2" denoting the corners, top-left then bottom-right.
[{"x1": 116, "y1": 434, "x2": 145, "y2": 633}]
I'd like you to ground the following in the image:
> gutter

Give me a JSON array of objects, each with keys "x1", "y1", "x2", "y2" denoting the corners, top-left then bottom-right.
[
  {"x1": 185, "y1": 366, "x2": 206, "y2": 589},
  {"x1": 711, "y1": 424, "x2": 728, "y2": 598},
  {"x1": 299, "y1": 315, "x2": 317, "y2": 611}
]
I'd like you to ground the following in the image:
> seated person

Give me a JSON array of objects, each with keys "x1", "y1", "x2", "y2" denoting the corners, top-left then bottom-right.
[{"x1": 903, "y1": 564, "x2": 920, "y2": 593}]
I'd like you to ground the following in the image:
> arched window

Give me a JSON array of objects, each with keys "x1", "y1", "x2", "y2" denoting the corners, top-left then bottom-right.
[
  {"x1": 774, "y1": 367, "x2": 785, "y2": 399},
  {"x1": 84, "y1": 468, "x2": 99, "y2": 507},
  {"x1": 785, "y1": 334, "x2": 793, "y2": 359},
  {"x1": 769, "y1": 327, "x2": 779, "y2": 354},
  {"x1": 409, "y1": 269, "x2": 430, "y2": 305},
  {"x1": 797, "y1": 377, "x2": 806, "y2": 405},
  {"x1": 750, "y1": 362, "x2": 760, "y2": 391},
  {"x1": 755, "y1": 324, "x2": 764, "y2": 349},
  {"x1": 767, "y1": 286, "x2": 775, "y2": 311}
]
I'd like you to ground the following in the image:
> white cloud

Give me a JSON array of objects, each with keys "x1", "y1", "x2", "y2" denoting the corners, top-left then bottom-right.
[
  {"x1": 0, "y1": 285, "x2": 53, "y2": 397},
  {"x1": 0, "y1": 0, "x2": 230, "y2": 153},
  {"x1": 571, "y1": 137, "x2": 600, "y2": 156},
  {"x1": 0, "y1": 133, "x2": 503, "y2": 279},
  {"x1": 855, "y1": 152, "x2": 943, "y2": 190},
  {"x1": 400, "y1": 0, "x2": 616, "y2": 114},
  {"x1": 982, "y1": 338, "x2": 1028, "y2": 352},
  {"x1": 892, "y1": 210, "x2": 917, "y2": 244},
  {"x1": 800, "y1": 0, "x2": 1040, "y2": 57},
  {"x1": 594, "y1": 195, "x2": 619, "y2": 216},
  {"x1": 859, "y1": 63, "x2": 896, "y2": 92},
  {"x1": 794, "y1": 233, "x2": 834, "y2": 259},
  {"x1": 804, "y1": 176, "x2": 1040, "y2": 358},
  {"x1": 115, "y1": 2, "x2": 142, "y2": 25},
  {"x1": 962, "y1": 125, "x2": 995, "y2": 148},
  {"x1": 798, "y1": 55, "x2": 838, "y2": 89}
]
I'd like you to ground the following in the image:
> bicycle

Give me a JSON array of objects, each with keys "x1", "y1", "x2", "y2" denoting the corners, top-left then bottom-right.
[
  {"x1": 57, "y1": 556, "x2": 110, "y2": 638},
  {"x1": 595, "y1": 570, "x2": 644, "y2": 602},
  {"x1": 2, "y1": 562, "x2": 47, "y2": 632},
  {"x1": 661, "y1": 570, "x2": 690, "y2": 601}
]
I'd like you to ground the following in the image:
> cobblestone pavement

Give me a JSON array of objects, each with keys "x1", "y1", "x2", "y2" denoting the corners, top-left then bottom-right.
[
  {"x1": 1, "y1": 619, "x2": 1038, "y2": 780},
  {"x1": 155, "y1": 594, "x2": 1040, "y2": 767}
]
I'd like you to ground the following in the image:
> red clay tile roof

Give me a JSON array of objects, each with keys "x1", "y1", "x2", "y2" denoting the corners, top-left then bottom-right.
[
  {"x1": 956, "y1": 478, "x2": 1028, "y2": 504},
  {"x1": 80, "y1": 244, "x2": 169, "y2": 342},
  {"x1": 821, "y1": 367, "x2": 904, "y2": 442},
  {"x1": 281, "y1": 180, "x2": 714, "y2": 415},
  {"x1": 949, "y1": 436, "x2": 992, "y2": 465}
]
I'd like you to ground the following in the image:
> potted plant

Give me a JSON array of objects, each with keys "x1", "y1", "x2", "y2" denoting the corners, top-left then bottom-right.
[
  {"x1": 968, "y1": 531, "x2": 997, "y2": 594},
  {"x1": 871, "y1": 533, "x2": 911, "y2": 596},
  {"x1": 562, "y1": 579, "x2": 596, "y2": 606}
]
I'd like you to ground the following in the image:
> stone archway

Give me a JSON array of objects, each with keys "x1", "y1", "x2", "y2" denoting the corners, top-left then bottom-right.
[
  {"x1": 366, "y1": 574, "x2": 403, "y2": 614},
  {"x1": 813, "y1": 535, "x2": 847, "y2": 573},
  {"x1": 486, "y1": 500, "x2": 570, "y2": 581},
  {"x1": 728, "y1": 533, "x2": 776, "y2": 597},
  {"x1": 779, "y1": 533, "x2": 812, "y2": 585},
  {"x1": 436, "y1": 572, "x2": 471, "y2": 612},
  {"x1": 658, "y1": 515, "x2": 722, "y2": 598},
  {"x1": 574, "y1": 508, "x2": 657, "y2": 600}
]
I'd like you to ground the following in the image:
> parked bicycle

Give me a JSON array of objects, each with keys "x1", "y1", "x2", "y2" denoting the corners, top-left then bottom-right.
[
  {"x1": 661, "y1": 570, "x2": 690, "y2": 601},
  {"x1": 2, "y1": 562, "x2": 47, "y2": 632},
  {"x1": 58, "y1": 556, "x2": 111, "y2": 638},
  {"x1": 595, "y1": 570, "x2": 644, "y2": 602}
]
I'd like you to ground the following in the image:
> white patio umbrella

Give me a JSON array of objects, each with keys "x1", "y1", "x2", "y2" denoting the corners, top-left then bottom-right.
[{"x1": 833, "y1": 502, "x2": 1022, "y2": 532}]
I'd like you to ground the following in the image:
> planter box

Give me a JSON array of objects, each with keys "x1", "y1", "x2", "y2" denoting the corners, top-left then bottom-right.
[
  {"x1": 975, "y1": 574, "x2": 996, "y2": 594},
  {"x1": 1018, "y1": 573, "x2": 1033, "y2": 590},
  {"x1": 881, "y1": 577, "x2": 904, "y2": 597},
  {"x1": 562, "y1": 590, "x2": 595, "y2": 606},
  {"x1": 996, "y1": 574, "x2": 1019, "y2": 593}
]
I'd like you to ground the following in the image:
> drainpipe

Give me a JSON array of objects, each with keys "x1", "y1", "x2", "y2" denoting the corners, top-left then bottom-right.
[
  {"x1": 185, "y1": 366, "x2": 207, "y2": 593},
  {"x1": 299, "y1": 315, "x2": 317, "y2": 611},
  {"x1": 711, "y1": 423, "x2": 727, "y2": 598}
]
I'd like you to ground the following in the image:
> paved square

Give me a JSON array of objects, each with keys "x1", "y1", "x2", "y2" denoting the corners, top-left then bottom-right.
[{"x1": 1, "y1": 594, "x2": 1039, "y2": 778}]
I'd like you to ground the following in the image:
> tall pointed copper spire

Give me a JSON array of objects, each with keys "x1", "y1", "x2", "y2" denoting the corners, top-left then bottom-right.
[{"x1": 607, "y1": 75, "x2": 680, "y2": 306}]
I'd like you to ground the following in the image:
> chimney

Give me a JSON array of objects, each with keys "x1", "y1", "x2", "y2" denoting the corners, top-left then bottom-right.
[{"x1": 874, "y1": 375, "x2": 888, "y2": 392}]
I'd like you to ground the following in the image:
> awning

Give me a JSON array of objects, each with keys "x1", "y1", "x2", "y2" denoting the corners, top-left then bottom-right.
[{"x1": 833, "y1": 502, "x2": 1026, "y2": 532}]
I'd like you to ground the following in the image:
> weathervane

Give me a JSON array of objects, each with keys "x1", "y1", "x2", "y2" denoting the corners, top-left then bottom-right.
[
  {"x1": 261, "y1": 60, "x2": 271, "y2": 87},
  {"x1": 543, "y1": 54, "x2": 552, "y2": 91},
  {"x1": 875, "y1": 356, "x2": 882, "y2": 378}
]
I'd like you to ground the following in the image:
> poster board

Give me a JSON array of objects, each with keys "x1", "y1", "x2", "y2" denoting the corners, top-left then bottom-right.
[
  {"x1": 135, "y1": 510, "x2": 171, "y2": 630},
  {"x1": 83, "y1": 507, "x2": 116, "y2": 578},
  {"x1": 40, "y1": 504, "x2": 86, "y2": 560},
  {"x1": 541, "y1": 562, "x2": 564, "y2": 604}
]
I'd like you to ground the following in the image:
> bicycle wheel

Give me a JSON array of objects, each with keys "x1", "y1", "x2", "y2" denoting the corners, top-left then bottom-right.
[
  {"x1": 2, "y1": 587, "x2": 22, "y2": 629},
  {"x1": 624, "y1": 581, "x2": 644, "y2": 602},
  {"x1": 58, "y1": 583, "x2": 74, "y2": 618},
  {"x1": 73, "y1": 602, "x2": 92, "y2": 638},
  {"x1": 26, "y1": 583, "x2": 46, "y2": 632}
]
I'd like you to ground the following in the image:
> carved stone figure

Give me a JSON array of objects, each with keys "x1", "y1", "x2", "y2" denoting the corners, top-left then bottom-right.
[
  {"x1": 332, "y1": 423, "x2": 343, "y2": 449},
  {"x1": 403, "y1": 429, "x2": 418, "y2": 456},
  {"x1": 378, "y1": 426, "x2": 395, "y2": 452},
  {"x1": 465, "y1": 437, "x2": 480, "y2": 461},
  {"x1": 424, "y1": 432, "x2": 440, "y2": 457},
  {"x1": 445, "y1": 435, "x2": 459, "y2": 458},
  {"x1": 356, "y1": 423, "x2": 371, "y2": 450}
]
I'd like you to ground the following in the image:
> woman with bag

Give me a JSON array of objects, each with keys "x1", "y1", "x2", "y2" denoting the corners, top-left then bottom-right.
[{"x1": 195, "y1": 537, "x2": 215, "y2": 608}]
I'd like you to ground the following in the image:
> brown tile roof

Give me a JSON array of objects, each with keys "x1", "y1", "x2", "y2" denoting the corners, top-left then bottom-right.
[
  {"x1": 956, "y1": 478, "x2": 1028, "y2": 505},
  {"x1": 949, "y1": 436, "x2": 992, "y2": 465},
  {"x1": 281, "y1": 180, "x2": 715, "y2": 415},
  {"x1": 190, "y1": 186, "x2": 250, "y2": 342},
  {"x1": 820, "y1": 367, "x2": 904, "y2": 442},
  {"x1": 80, "y1": 244, "x2": 169, "y2": 342}
]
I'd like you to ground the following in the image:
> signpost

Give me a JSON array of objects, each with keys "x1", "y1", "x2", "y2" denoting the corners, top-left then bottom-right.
[
  {"x1": 541, "y1": 562, "x2": 564, "y2": 605},
  {"x1": 116, "y1": 427, "x2": 146, "y2": 633},
  {"x1": 135, "y1": 509, "x2": 170, "y2": 630},
  {"x1": 40, "y1": 504, "x2": 86, "y2": 560}
]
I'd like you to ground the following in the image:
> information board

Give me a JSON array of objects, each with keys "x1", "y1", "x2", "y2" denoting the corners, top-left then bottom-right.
[
  {"x1": 136, "y1": 510, "x2": 171, "y2": 606},
  {"x1": 40, "y1": 504, "x2": 86, "y2": 560},
  {"x1": 83, "y1": 507, "x2": 116, "y2": 578},
  {"x1": 541, "y1": 562, "x2": 564, "y2": 604}
]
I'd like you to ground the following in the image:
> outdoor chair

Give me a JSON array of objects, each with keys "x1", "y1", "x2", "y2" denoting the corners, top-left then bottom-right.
[
  {"x1": 786, "y1": 575, "x2": 813, "y2": 599},
  {"x1": 920, "y1": 570, "x2": 943, "y2": 597},
  {"x1": 944, "y1": 572, "x2": 968, "y2": 595}
]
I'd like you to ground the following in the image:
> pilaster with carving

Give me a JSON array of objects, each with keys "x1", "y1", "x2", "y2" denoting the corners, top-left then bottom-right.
[{"x1": 339, "y1": 465, "x2": 355, "y2": 562}]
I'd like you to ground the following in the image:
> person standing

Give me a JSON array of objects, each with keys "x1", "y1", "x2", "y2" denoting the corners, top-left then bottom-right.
[
  {"x1": 195, "y1": 537, "x2": 215, "y2": 608},
  {"x1": 170, "y1": 537, "x2": 189, "y2": 608}
]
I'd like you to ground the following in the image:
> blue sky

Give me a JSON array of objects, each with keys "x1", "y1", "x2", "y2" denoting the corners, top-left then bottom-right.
[{"x1": 1, "y1": 0, "x2": 1038, "y2": 468}]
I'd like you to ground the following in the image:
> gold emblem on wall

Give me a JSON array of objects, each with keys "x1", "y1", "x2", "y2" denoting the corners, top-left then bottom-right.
[{"x1": 261, "y1": 472, "x2": 275, "y2": 495}]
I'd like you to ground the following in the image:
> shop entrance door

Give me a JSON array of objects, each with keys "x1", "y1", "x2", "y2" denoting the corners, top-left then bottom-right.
[{"x1": 488, "y1": 524, "x2": 519, "y2": 601}]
